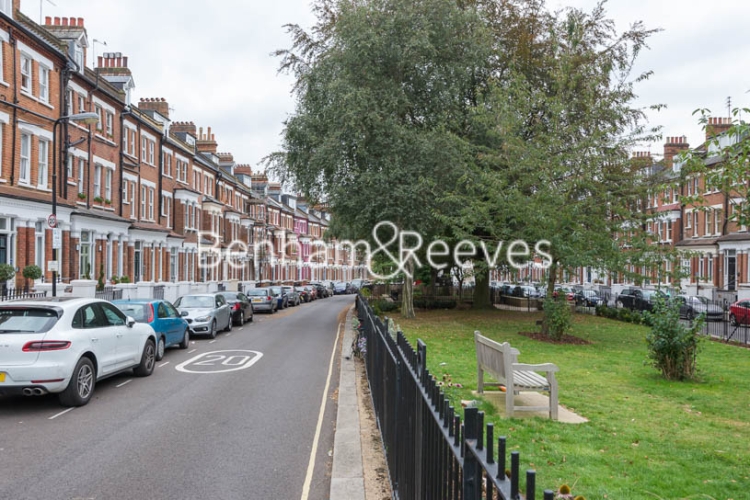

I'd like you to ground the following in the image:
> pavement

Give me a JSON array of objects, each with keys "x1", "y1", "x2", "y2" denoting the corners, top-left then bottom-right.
[{"x1": 329, "y1": 305, "x2": 365, "y2": 500}]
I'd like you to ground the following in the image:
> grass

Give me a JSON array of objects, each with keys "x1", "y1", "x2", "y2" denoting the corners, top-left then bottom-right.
[{"x1": 392, "y1": 308, "x2": 750, "y2": 500}]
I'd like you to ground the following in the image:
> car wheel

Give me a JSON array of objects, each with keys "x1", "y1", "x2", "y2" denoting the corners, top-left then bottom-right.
[
  {"x1": 730, "y1": 314, "x2": 738, "y2": 326},
  {"x1": 179, "y1": 328, "x2": 190, "y2": 349},
  {"x1": 156, "y1": 336, "x2": 166, "y2": 361},
  {"x1": 209, "y1": 320, "x2": 217, "y2": 339},
  {"x1": 686, "y1": 310, "x2": 694, "y2": 321},
  {"x1": 58, "y1": 357, "x2": 95, "y2": 407},
  {"x1": 249, "y1": 308, "x2": 254, "y2": 322},
  {"x1": 225, "y1": 316, "x2": 233, "y2": 332},
  {"x1": 134, "y1": 339, "x2": 156, "y2": 377},
  {"x1": 235, "y1": 312, "x2": 244, "y2": 327}
]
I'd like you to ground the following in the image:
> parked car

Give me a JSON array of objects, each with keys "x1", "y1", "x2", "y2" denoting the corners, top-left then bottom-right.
[
  {"x1": 574, "y1": 289, "x2": 603, "y2": 308},
  {"x1": 615, "y1": 287, "x2": 660, "y2": 312},
  {"x1": 334, "y1": 282, "x2": 351, "y2": 295},
  {"x1": 295, "y1": 286, "x2": 311, "y2": 303},
  {"x1": 512, "y1": 285, "x2": 540, "y2": 298},
  {"x1": 282, "y1": 286, "x2": 301, "y2": 307},
  {"x1": 0, "y1": 297, "x2": 156, "y2": 406},
  {"x1": 729, "y1": 299, "x2": 750, "y2": 326},
  {"x1": 218, "y1": 291, "x2": 254, "y2": 325},
  {"x1": 173, "y1": 293, "x2": 232, "y2": 338},
  {"x1": 673, "y1": 295, "x2": 723, "y2": 321},
  {"x1": 247, "y1": 288, "x2": 277, "y2": 313},
  {"x1": 269, "y1": 286, "x2": 289, "y2": 309},
  {"x1": 304, "y1": 285, "x2": 318, "y2": 300},
  {"x1": 310, "y1": 282, "x2": 329, "y2": 298},
  {"x1": 112, "y1": 299, "x2": 189, "y2": 360}
]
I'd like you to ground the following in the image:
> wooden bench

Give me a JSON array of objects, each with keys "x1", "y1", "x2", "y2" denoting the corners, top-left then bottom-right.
[{"x1": 474, "y1": 331, "x2": 559, "y2": 420}]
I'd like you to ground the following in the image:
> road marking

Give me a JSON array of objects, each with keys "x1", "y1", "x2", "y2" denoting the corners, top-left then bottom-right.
[
  {"x1": 188, "y1": 349, "x2": 197, "y2": 353},
  {"x1": 226, "y1": 334, "x2": 232, "y2": 337},
  {"x1": 158, "y1": 361, "x2": 170, "y2": 368},
  {"x1": 300, "y1": 322, "x2": 341, "y2": 500},
  {"x1": 116, "y1": 379, "x2": 132, "y2": 388},
  {"x1": 48, "y1": 408, "x2": 74, "y2": 420},
  {"x1": 209, "y1": 340, "x2": 217, "y2": 344},
  {"x1": 175, "y1": 350, "x2": 263, "y2": 374}
]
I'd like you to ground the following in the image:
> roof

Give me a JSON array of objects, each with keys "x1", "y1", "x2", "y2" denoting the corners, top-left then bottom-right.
[{"x1": 675, "y1": 237, "x2": 719, "y2": 247}]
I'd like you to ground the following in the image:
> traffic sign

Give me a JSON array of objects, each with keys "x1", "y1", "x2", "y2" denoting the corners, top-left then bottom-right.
[{"x1": 47, "y1": 214, "x2": 57, "y2": 228}]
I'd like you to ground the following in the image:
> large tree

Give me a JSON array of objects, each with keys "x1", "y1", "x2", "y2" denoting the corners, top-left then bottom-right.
[{"x1": 268, "y1": 0, "x2": 490, "y2": 318}]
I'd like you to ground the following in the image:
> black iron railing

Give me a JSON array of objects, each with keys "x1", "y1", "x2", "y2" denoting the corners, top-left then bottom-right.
[
  {"x1": 357, "y1": 295, "x2": 554, "y2": 499},
  {"x1": 0, "y1": 289, "x2": 47, "y2": 302},
  {"x1": 152, "y1": 285, "x2": 165, "y2": 300},
  {"x1": 95, "y1": 286, "x2": 123, "y2": 301}
]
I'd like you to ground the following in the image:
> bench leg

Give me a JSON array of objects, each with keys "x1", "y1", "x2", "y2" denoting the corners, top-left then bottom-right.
[
  {"x1": 477, "y1": 366, "x2": 484, "y2": 394},
  {"x1": 506, "y1": 383, "x2": 514, "y2": 418},
  {"x1": 548, "y1": 378, "x2": 558, "y2": 420}
]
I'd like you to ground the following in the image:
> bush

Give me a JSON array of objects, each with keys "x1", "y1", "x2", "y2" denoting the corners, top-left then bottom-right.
[
  {"x1": 22, "y1": 265, "x2": 42, "y2": 281},
  {"x1": 119, "y1": 275, "x2": 130, "y2": 284},
  {"x1": 413, "y1": 297, "x2": 457, "y2": 309},
  {"x1": 0, "y1": 263, "x2": 15, "y2": 283},
  {"x1": 542, "y1": 296, "x2": 572, "y2": 340},
  {"x1": 372, "y1": 298, "x2": 399, "y2": 316},
  {"x1": 643, "y1": 297, "x2": 703, "y2": 381}
]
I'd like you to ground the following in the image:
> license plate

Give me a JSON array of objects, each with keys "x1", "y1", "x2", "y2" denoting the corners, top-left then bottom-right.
[
  {"x1": 0, "y1": 372, "x2": 5, "y2": 382},
  {"x1": 252, "y1": 298, "x2": 262, "y2": 303}
]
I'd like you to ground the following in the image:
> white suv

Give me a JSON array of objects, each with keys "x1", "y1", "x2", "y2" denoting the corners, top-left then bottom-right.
[{"x1": 0, "y1": 297, "x2": 157, "y2": 406}]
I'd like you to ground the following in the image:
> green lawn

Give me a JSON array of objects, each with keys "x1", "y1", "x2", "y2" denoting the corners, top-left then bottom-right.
[{"x1": 395, "y1": 308, "x2": 750, "y2": 500}]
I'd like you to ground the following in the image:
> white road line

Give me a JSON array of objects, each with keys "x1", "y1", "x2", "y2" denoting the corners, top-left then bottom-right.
[
  {"x1": 209, "y1": 340, "x2": 217, "y2": 344},
  {"x1": 158, "y1": 361, "x2": 170, "y2": 368},
  {"x1": 300, "y1": 322, "x2": 341, "y2": 500},
  {"x1": 116, "y1": 379, "x2": 132, "y2": 388},
  {"x1": 188, "y1": 349, "x2": 197, "y2": 353},
  {"x1": 48, "y1": 408, "x2": 74, "y2": 420}
]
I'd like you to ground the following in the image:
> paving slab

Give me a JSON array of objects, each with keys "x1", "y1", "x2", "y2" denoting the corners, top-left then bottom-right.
[{"x1": 474, "y1": 390, "x2": 588, "y2": 423}]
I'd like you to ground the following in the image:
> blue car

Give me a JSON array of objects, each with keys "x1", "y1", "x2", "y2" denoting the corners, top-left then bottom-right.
[{"x1": 112, "y1": 299, "x2": 190, "y2": 361}]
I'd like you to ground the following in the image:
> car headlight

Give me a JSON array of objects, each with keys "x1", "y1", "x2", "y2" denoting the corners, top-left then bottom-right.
[{"x1": 195, "y1": 316, "x2": 211, "y2": 322}]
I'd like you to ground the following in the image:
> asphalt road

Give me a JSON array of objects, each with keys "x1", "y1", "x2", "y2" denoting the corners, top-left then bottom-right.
[{"x1": 0, "y1": 295, "x2": 356, "y2": 500}]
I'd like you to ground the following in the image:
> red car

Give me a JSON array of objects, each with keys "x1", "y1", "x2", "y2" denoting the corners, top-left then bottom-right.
[{"x1": 729, "y1": 299, "x2": 750, "y2": 326}]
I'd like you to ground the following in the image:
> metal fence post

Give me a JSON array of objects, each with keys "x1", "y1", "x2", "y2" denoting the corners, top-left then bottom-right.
[{"x1": 462, "y1": 407, "x2": 479, "y2": 500}]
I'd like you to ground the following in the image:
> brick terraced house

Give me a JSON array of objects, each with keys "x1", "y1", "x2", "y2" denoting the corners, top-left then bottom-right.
[{"x1": 0, "y1": 2, "x2": 359, "y2": 296}]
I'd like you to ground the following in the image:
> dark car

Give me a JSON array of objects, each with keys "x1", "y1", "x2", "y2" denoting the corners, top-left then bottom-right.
[
  {"x1": 616, "y1": 287, "x2": 659, "y2": 312},
  {"x1": 296, "y1": 285, "x2": 311, "y2": 303},
  {"x1": 334, "y1": 282, "x2": 350, "y2": 295},
  {"x1": 311, "y1": 282, "x2": 328, "y2": 298},
  {"x1": 282, "y1": 286, "x2": 301, "y2": 306},
  {"x1": 674, "y1": 295, "x2": 723, "y2": 321},
  {"x1": 269, "y1": 286, "x2": 289, "y2": 309},
  {"x1": 218, "y1": 291, "x2": 254, "y2": 325},
  {"x1": 574, "y1": 289, "x2": 603, "y2": 308}
]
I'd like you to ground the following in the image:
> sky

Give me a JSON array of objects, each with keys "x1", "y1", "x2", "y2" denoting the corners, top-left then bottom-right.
[{"x1": 30, "y1": 0, "x2": 750, "y2": 169}]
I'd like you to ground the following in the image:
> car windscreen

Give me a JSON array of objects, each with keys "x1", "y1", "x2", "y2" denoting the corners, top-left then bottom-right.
[
  {"x1": 221, "y1": 293, "x2": 238, "y2": 301},
  {"x1": 248, "y1": 289, "x2": 268, "y2": 296},
  {"x1": 0, "y1": 308, "x2": 60, "y2": 333},
  {"x1": 176, "y1": 296, "x2": 214, "y2": 308}
]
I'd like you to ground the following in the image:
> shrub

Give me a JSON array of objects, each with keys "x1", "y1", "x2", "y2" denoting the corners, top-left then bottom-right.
[
  {"x1": 22, "y1": 265, "x2": 42, "y2": 281},
  {"x1": 643, "y1": 297, "x2": 704, "y2": 381},
  {"x1": 96, "y1": 263, "x2": 105, "y2": 291},
  {"x1": 0, "y1": 263, "x2": 15, "y2": 283},
  {"x1": 372, "y1": 299, "x2": 399, "y2": 316},
  {"x1": 413, "y1": 297, "x2": 457, "y2": 309},
  {"x1": 542, "y1": 296, "x2": 572, "y2": 340},
  {"x1": 119, "y1": 275, "x2": 130, "y2": 284}
]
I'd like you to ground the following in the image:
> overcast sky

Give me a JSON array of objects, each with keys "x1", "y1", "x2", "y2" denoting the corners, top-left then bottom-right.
[{"x1": 31, "y1": 0, "x2": 750, "y2": 168}]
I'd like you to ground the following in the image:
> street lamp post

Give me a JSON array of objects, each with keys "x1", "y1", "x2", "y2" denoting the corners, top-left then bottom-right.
[{"x1": 51, "y1": 112, "x2": 100, "y2": 297}]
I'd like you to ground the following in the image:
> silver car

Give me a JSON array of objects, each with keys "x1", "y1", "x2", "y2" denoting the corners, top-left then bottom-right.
[
  {"x1": 174, "y1": 294, "x2": 232, "y2": 339},
  {"x1": 247, "y1": 287, "x2": 278, "y2": 313}
]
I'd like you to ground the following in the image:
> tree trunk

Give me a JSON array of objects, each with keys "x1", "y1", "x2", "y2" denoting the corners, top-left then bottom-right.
[
  {"x1": 541, "y1": 260, "x2": 559, "y2": 336},
  {"x1": 472, "y1": 265, "x2": 492, "y2": 309},
  {"x1": 402, "y1": 258, "x2": 416, "y2": 319}
]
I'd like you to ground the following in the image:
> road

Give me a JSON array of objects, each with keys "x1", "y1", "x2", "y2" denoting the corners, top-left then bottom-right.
[{"x1": 0, "y1": 295, "x2": 355, "y2": 500}]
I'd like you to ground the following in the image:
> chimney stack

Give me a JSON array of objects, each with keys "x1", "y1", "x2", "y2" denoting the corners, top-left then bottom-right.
[
  {"x1": 663, "y1": 136, "x2": 689, "y2": 167},
  {"x1": 196, "y1": 125, "x2": 218, "y2": 154},
  {"x1": 706, "y1": 117, "x2": 732, "y2": 140},
  {"x1": 138, "y1": 97, "x2": 170, "y2": 119},
  {"x1": 171, "y1": 121, "x2": 197, "y2": 136}
]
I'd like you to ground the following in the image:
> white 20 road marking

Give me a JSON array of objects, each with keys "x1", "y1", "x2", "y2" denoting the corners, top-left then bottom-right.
[{"x1": 175, "y1": 350, "x2": 263, "y2": 374}]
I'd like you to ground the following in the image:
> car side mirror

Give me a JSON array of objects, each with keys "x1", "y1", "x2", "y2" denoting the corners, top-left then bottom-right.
[
  {"x1": 180, "y1": 310, "x2": 189, "y2": 317},
  {"x1": 126, "y1": 316, "x2": 136, "y2": 328}
]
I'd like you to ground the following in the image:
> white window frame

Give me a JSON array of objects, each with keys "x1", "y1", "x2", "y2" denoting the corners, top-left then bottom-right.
[
  {"x1": 20, "y1": 54, "x2": 32, "y2": 93},
  {"x1": 714, "y1": 209, "x2": 721, "y2": 235},
  {"x1": 37, "y1": 139, "x2": 48, "y2": 189},
  {"x1": 77, "y1": 158, "x2": 86, "y2": 194},
  {"x1": 685, "y1": 211, "x2": 692, "y2": 229},
  {"x1": 105, "y1": 168, "x2": 112, "y2": 201},
  {"x1": 106, "y1": 112, "x2": 113, "y2": 137},
  {"x1": 148, "y1": 188, "x2": 154, "y2": 221},
  {"x1": 148, "y1": 140, "x2": 154, "y2": 165},
  {"x1": 141, "y1": 137, "x2": 147, "y2": 161},
  {"x1": 141, "y1": 185, "x2": 147, "y2": 220},
  {"x1": 130, "y1": 183, "x2": 136, "y2": 219},
  {"x1": 19, "y1": 133, "x2": 30, "y2": 184},
  {"x1": 39, "y1": 65, "x2": 49, "y2": 103},
  {"x1": 122, "y1": 180, "x2": 128, "y2": 205},
  {"x1": 93, "y1": 164, "x2": 102, "y2": 198},
  {"x1": 95, "y1": 104, "x2": 103, "y2": 131},
  {"x1": 78, "y1": 94, "x2": 86, "y2": 114}
]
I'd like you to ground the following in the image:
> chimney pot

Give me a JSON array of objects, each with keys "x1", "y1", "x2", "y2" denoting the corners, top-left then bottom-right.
[
  {"x1": 116, "y1": 57, "x2": 121, "y2": 67},
  {"x1": 70, "y1": 18, "x2": 76, "y2": 27},
  {"x1": 44, "y1": 16, "x2": 51, "y2": 25},
  {"x1": 122, "y1": 56, "x2": 128, "y2": 67},
  {"x1": 97, "y1": 56, "x2": 103, "y2": 68},
  {"x1": 78, "y1": 18, "x2": 84, "y2": 27},
  {"x1": 54, "y1": 16, "x2": 60, "y2": 25},
  {"x1": 62, "y1": 17, "x2": 68, "y2": 26}
]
